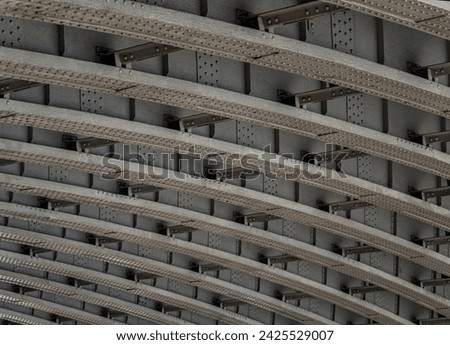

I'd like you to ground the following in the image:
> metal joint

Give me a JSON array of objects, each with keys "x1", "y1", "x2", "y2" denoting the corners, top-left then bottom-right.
[
  {"x1": 0, "y1": 78, "x2": 41, "y2": 96},
  {"x1": 318, "y1": 200, "x2": 372, "y2": 213},
  {"x1": 0, "y1": 159, "x2": 17, "y2": 166},
  {"x1": 419, "y1": 317, "x2": 450, "y2": 325},
  {"x1": 235, "y1": 212, "x2": 279, "y2": 225},
  {"x1": 278, "y1": 86, "x2": 357, "y2": 108},
  {"x1": 63, "y1": 134, "x2": 117, "y2": 152},
  {"x1": 280, "y1": 292, "x2": 309, "y2": 302},
  {"x1": 408, "y1": 129, "x2": 450, "y2": 147},
  {"x1": 342, "y1": 285, "x2": 383, "y2": 295},
  {"x1": 409, "y1": 185, "x2": 450, "y2": 201},
  {"x1": 167, "y1": 224, "x2": 197, "y2": 236},
  {"x1": 314, "y1": 148, "x2": 368, "y2": 164},
  {"x1": 180, "y1": 113, "x2": 231, "y2": 132},
  {"x1": 207, "y1": 166, "x2": 259, "y2": 181},
  {"x1": 238, "y1": 2, "x2": 344, "y2": 32},
  {"x1": 198, "y1": 264, "x2": 227, "y2": 273},
  {"x1": 408, "y1": 61, "x2": 450, "y2": 81},
  {"x1": 341, "y1": 245, "x2": 380, "y2": 256},
  {"x1": 264, "y1": 254, "x2": 299, "y2": 265}
]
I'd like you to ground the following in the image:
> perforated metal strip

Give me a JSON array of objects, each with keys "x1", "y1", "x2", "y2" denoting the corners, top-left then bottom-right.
[
  {"x1": 0, "y1": 202, "x2": 448, "y2": 323},
  {"x1": 0, "y1": 307, "x2": 56, "y2": 325},
  {"x1": 0, "y1": 269, "x2": 189, "y2": 325},
  {"x1": 323, "y1": 0, "x2": 450, "y2": 41},
  {"x1": 0, "y1": 250, "x2": 260, "y2": 325},
  {"x1": 0, "y1": 102, "x2": 449, "y2": 233},
  {"x1": 0, "y1": 225, "x2": 335, "y2": 325},
  {"x1": 0, "y1": 227, "x2": 409, "y2": 324},
  {"x1": 1, "y1": 138, "x2": 450, "y2": 264},
  {"x1": 0, "y1": 1, "x2": 449, "y2": 117},
  {"x1": 0, "y1": 288, "x2": 121, "y2": 325}
]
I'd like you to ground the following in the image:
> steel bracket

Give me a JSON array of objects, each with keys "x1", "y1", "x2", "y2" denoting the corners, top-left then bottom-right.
[
  {"x1": 0, "y1": 78, "x2": 41, "y2": 96},
  {"x1": 419, "y1": 277, "x2": 450, "y2": 288},
  {"x1": 179, "y1": 113, "x2": 231, "y2": 132},
  {"x1": 0, "y1": 159, "x2": 16, "y2": 166},
  {"x1": 341, "y1": 245, "x2": 380, "y2": 256},
  {"x1": 97, "y1": 43, "x2": 181, "y2": 68},
  {"x1": 237, "y1": 2, "x2": 344, "y2": 33},
  {"x1": 206, "y1": 166, "x2": 259, "y2": 181},
  {"x1": 234, "y1": 212, "x2": 279, "y2": 225},
  {"x1": 342, "y1": 284, "x2": 383, "y2": 295},
  {"x1": 280, "y1": 292, "x2": 309, "y2": 302},
  {"x1": 409, "y1": 185, "x2": 450, "y2": 201},
  {"x1": 408, "y1": 129, "x2": 450, "y2": 147},
  {"x1": 314, "y1": 148, "x2": 368, "y2": 164},
  {"x1": 198, "y1": 264, "x2": 227, "y2": 273},
  {"x1": 278, "y1": 86, "x2": 356, "y2": 108},
  {"x1": 219, "y1": 299, "x2": 245, "y2": 308},
  {"x1": 63, "y1": 134, "x2": 116, "y2": 152},
  {"x1": 167, "y1": 224, "x2": 197, "y2": 236},
  {"x1": 318, "y1": 200, "x2": 372, "y2": 213}
]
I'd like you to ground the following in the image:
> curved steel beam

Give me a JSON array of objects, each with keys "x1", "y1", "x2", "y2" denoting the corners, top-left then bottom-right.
[
  {"x1": 0, "y1": 104, "x2": 449, "y2": 235},
  {"x1": 0, "y1": 250, "x2": 261, "y2": 325},
  {"x1": 323, "y1": 0, "x2": 450, "y2": 41},
  {"x1": 0, "y1": 177, "x2": 443, "y2": 323},
  {"x1": 0, "y1": 307, "x2": 55, "y2": 325},
  {"x1": 0, "y1": 1, "x2": 449, "y2": 118},
  {"x1": 0, "y1": 269, "x2": 190, "y2": 325},
  {"x1": 1, "y1": 141, "x2": 450, "y2": 272},
  {"x1": 0, "y1": 208, "x2": 447, "y2": 323},
  {"x1": 0, "y1": 227, "x2": 408, "y2": 323},
  {"x1": 0, "y1": 224, "x2": 335, "y2": 325},
  {"x1": 0, "y1": 52, "x2": 448, "y2": 184},
  {"x1": 0, "y1": 288, "x2": 121, "y2": 325}
]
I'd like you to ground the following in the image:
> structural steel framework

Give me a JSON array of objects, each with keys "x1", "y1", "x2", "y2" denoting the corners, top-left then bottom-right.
[{"x1": 0, "y1": 0, "x2": 449, "y2": 325}]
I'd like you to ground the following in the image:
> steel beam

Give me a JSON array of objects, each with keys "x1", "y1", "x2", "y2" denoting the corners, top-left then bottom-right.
[
  {"x1": 266, "y1": 255, "x2": 299, "y2": 266},
  {"x1": 0, "y1": 198, "x2": 443, "y2": 324},
  {"x1": 281, "y1": 292, "x2": 310, "y2": 302},
  {"x1": 0, "y1": 53, "x2": 449, "y2": 183},
  {"x1": 278, "y1": 86, "x2": 357, "y2": 107},
  {"x1": 0, "y1": 269, "x2": 187, "y2": 325},
  {"x1": 0, "y1": 250, "x2": 261, "y2": 325},
  {"x1": 238, "y1": 2, "x2": 345, "y2": 32},
  {"x1": 342, "y1": 245, "x2": 381, "y2": 256},
  {"x1": 0, "y1": 289, "x2": 121, "y2": 325},
  {"x1": 0, "y1": 308, "x2": 55, "y2": 325},
  {"x1": 419, "y1": 317, "x2": 450, "y2": 325},
  {"x1": 0, "y1": 78, "x2": 40, "y2": 96},
  {"x1": 322, "y1": 0, "x2": 450, "y2": 41},
  {"x1": 409, "y1": 129, "x2": 450, "y2": 147},
  {"x1": 420, "y1": 277, "x2": 450, "y2": 288},
  {"x1": 1, "y1": 2, "x2": 450, "y2": 119},
  {"x1": 0, "y1": 147, "x2": 449, "y2": 277},
  {"x1": 179, "y1": 113, "x2": 231, "y2": 132},
  {"x1": 319, "y1": 200, "x2": 372, "y2": 213},
  {"x1": 98, "y1": 42, "x2": 181, "y2": 68}
]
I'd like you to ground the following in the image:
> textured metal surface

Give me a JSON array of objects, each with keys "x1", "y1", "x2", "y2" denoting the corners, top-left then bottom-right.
[
  {"x1": 0, "y1": 307, "x2": 56, "y2": 325},
  {"x1": 0, "y1": 269, "x2": 189, "y2": 325},
  {"x1": 0, "y1": 179, "x2": 448, "y2": 323},
  {"x1": 0, "y1": 288, "x2": 121, "y2": 325},
  {"x1": 1, "y1": 1, "x2": 450, "y2": 118},
  {"x1": 0, "y1": 250, "x2": 260, "y2": 325},
  {"x1": 0, "y1": 224, "x2": 336, "y2": 325},
  {"x1": 0, "y1": 103, "x2": 449, "y2": 234},
  {"x1": 323, "y1": 0, "x2": 450, "y2": 40}
]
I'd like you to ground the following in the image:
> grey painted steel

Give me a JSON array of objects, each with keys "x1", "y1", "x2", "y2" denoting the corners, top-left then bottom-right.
[
  {"x1": 0, "y1": 288, "x2": 121, "y2": 325},
  {"x1": 0, "y1": 52, "x2": 449, "y2": 182},
  {"x1": 323, "y1": 0, "x2": 450, "y2": 41},
  {"x1": 0, "y1": 307, "x2": 56, "y2": 325},
  {"x1": 0, "y1": 269, "x2": 190, "y2": 325},
  {"x1": 0, "y1": 224, "x2": 335, "y2": 325},
  {"x1": 0, "y1": 178, "x2": 442, "y2": 324},
  {"x1": 0, "y1": 102, "x2": 449, "y2": 234},
  {"x1": 1, "y1": 1, "x2": 450, "y2": 118},
  {"x1": 1, "y1": 138, "x2": 450, "y2": 265},
  {"x1": 0, "y1": 250, "x2": 260, "y2": 325},
  {"x1": 1, "y1": 202, "x2": 450, "y2": 323}
]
